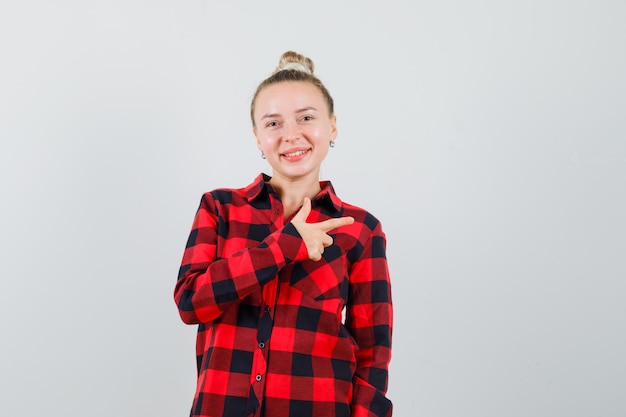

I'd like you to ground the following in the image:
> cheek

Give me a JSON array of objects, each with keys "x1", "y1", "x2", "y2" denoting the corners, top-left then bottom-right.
[
  {"x1": 258, "y1": 135, "x2": 279, "y2": 149},
  {"x1": 315, "y1": 129, "x2": 332, "y2": 144}
]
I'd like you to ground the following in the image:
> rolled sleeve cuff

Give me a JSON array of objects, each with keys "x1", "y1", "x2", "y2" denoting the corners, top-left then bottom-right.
[{"x1": 265, "y1": 222, "x2": 309, "y2": 265}]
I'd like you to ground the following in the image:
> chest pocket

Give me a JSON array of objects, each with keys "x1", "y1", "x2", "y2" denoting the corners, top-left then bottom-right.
[{"x1": 282, "y1": 244, "x2": 348, "y2": 302}]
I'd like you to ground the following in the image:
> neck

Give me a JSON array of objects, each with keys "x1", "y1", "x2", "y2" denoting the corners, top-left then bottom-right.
[{"x1": 269, "y1": 174, "x2": 322, "y2": 217}]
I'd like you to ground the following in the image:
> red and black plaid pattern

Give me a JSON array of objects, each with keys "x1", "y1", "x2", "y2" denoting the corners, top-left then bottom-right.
[{"x1": 175, "y1": 174, "x2": 393, "y2": 417}]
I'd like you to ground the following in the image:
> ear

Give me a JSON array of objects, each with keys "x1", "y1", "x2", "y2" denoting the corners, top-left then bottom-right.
[
  {"x1": 330, "y1": 115, "x2": 338, "y2": 142},
  {"x1": 254, "y1": 129, "x2": 262, "y2": 151}
]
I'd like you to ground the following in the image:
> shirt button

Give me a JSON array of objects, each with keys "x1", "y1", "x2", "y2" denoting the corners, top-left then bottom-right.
[
  {"x1": 264, "y1": 307, "x2": 270, "y2": 314},
  {"x1": 259, "y1": 342, "x2": 265, "y2": 349},
  {"x1": 255, "y1": 374, "x2": 262, "y2": 382}
]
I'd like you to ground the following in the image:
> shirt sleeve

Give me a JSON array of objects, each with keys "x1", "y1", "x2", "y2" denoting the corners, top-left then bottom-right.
[
  {"x1": 174, "y1": 193, "x2": 309, "y2": 324},
  {"x1": 347, "y1": 219, "x2": 394, "y2": 417}
]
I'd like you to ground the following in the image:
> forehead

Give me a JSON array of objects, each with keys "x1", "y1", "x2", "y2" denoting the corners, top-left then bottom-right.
[{"x1": 255, "y1": 81, "x2": 327, "y2": 113}]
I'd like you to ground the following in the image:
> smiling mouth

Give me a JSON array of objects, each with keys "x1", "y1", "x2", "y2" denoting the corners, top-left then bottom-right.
[{"x1": 281, "y1": 149, "x2": 310, "y2": 157}]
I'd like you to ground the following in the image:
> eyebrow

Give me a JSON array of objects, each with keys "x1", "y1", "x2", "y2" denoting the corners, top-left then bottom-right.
[{"x1": 260, "y1": 107, "x2": 319, "y2": 120}]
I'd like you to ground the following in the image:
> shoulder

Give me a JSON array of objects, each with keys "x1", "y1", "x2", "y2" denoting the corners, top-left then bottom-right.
[
  {"x1": 341, "y1": 201, "x2": 385, "y2": 234},
  {"x1": 203, "y1": 187, "x2": 246, "y2": 203},
  {"x1": 197, "y1": 184, "x2": 250, "y2": 211}
]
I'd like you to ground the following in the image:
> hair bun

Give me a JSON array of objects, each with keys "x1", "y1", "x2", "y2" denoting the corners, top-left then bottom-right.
[{"x1": 274, "y1": 51, "x2": 314, "y2": 75}]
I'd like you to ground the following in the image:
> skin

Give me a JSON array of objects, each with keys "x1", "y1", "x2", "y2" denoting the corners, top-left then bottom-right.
[{"x1": 253, "y1": 81, "x2": 353, "y2": 261}]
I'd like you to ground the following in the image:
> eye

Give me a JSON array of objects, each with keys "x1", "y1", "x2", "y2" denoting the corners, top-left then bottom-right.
[
  {"x1": 301, "y1": 115, "x2": 314, "y2": 122},
  {"x1": 266, "y1": 120, "x2": 280, "y2": 128}
]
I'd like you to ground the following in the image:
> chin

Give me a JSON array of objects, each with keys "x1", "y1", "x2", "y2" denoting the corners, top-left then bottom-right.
[{"x1": 279, "y1": 167, "x2": 318, "y2": 180}]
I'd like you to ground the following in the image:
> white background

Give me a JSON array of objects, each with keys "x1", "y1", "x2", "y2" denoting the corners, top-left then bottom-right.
[{"x1": 1, "y1": 1, "x2": 625, "y2": 416}]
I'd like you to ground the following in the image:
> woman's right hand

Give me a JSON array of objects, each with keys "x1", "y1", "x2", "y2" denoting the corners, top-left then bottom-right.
[{"x1": 291, "y1": 198, "x2": 354, "y2": 261}]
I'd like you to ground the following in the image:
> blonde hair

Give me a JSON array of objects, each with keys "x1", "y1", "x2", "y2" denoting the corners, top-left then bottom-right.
[{"x1": 251, "y1": 51, "x2": 334, "y2": 128}]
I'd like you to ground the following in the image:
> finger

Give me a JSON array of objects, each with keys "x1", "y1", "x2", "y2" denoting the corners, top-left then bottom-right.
[
  {"x1": 318, "y1": 216, "x2": 354, "y2": 232},
  {"x1": 322, "y1": 234, "x2": 333, "y2": 248},
  {"x1": 292, "y1": 197, "x2": 312, "y2": 223}
]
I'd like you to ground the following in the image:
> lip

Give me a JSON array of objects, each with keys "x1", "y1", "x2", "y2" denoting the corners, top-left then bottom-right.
[{"x1": 280, "y1": 147, "x2": 311, "y2": 162}]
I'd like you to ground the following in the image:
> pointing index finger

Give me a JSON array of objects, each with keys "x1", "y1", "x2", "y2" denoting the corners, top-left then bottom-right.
[{"x1": 318, "y1": 216, "x2": 355, "y2": 232}]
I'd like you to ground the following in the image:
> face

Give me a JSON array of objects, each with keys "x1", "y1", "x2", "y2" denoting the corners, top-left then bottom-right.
[{"x1": 253, "y1": 81, "x2": 337, "y2": 184}]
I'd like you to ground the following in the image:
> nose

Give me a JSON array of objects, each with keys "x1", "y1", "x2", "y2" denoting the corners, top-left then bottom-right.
[{"x1": 282, "y1": 120, "x2": 301, "y2": 141}]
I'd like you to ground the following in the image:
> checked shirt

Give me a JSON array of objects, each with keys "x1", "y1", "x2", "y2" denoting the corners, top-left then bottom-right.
[{"x1": 175, "y1": 174, "x2": 393, "y2": 417}]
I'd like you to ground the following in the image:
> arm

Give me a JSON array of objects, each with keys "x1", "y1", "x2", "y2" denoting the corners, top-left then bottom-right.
[
  {"x1": 174, "y1": 193, "x2": 308, "y2": 324},
  {"x1": 347, "y1": 220, "x2": 393, "y2": 417}
]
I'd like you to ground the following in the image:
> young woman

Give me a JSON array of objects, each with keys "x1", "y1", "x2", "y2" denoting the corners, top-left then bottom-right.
[{"x1": 175, "y1": 51, "x2": 393, "y2": 417}]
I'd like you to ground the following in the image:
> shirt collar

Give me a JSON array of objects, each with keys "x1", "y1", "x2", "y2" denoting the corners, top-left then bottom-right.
[
  {"x1": 244, "y1": 173, "x2": 342, "y2": 213},
  {"x1": 244, "y1": 173, "x2": 272, "y2": 201},
  {"x1": 316, "y1": 180, "x2": 343, "y2": 213}
]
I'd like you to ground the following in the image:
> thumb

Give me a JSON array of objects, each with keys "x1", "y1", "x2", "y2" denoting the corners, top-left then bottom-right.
[{"x1": 292, "y1": 197, "x2": 312, "y2": 223}]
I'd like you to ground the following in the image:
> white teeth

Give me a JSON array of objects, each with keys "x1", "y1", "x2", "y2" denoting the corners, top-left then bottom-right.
[{"x1": 283, "y1": 150, "x2": 307, "y2": 157}]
